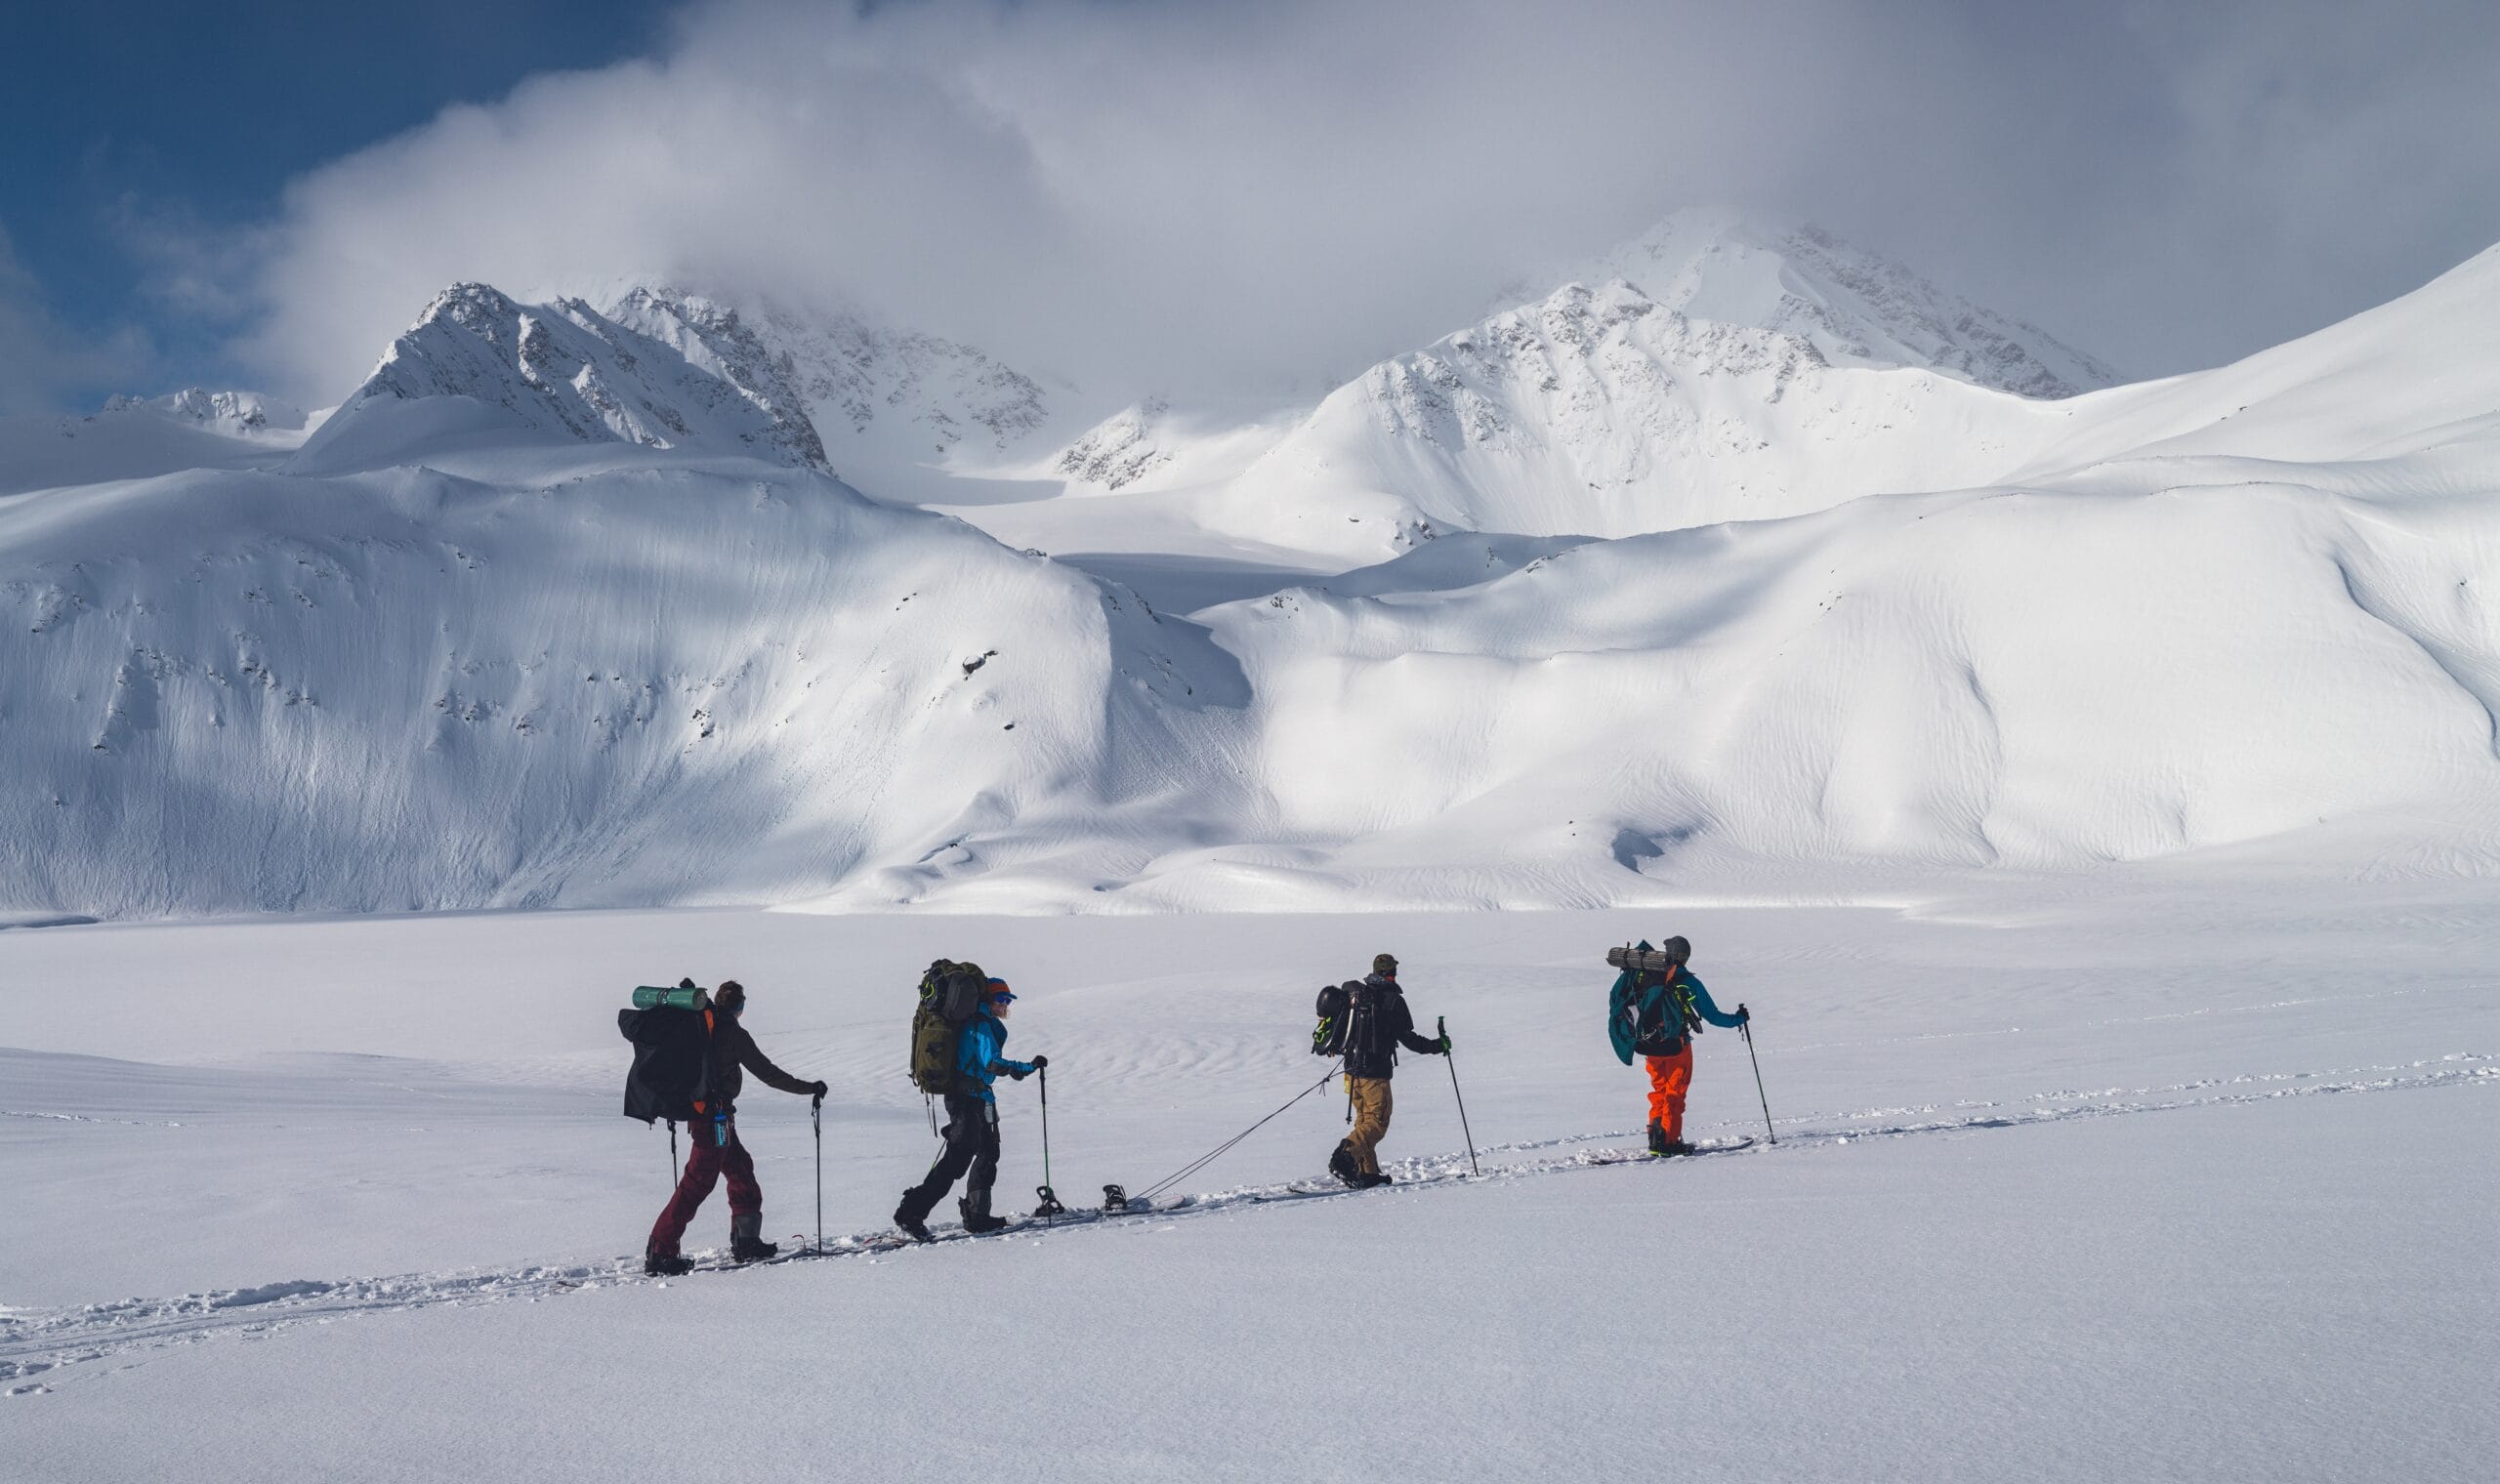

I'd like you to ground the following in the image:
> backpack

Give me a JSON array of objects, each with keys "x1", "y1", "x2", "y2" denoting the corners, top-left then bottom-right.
[
  {"x1": 910, "y1": 959, "x2": 989, "y2": 1095},
  {"x1": 1606, "y1": 941, "x2": 1702, "y2": 1064},
  {"x1": 619, "y1": 978, "x2": 712, "y2": 1125},
  {"x1": 1311, "y1": 982, "x2": 1355, "y2": 1055},
  {"x1": 1629, "y1": 970, "x2": 1704, "y2": 1056}
]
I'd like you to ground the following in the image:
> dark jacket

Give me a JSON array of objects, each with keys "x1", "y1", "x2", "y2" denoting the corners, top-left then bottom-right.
[
  {"x1": 1341, "y1": 974, "x2": 1443, "y2": 1080},
  {"x1": 698, "y1": 1008, "x2": 813, "y2": 1112}
]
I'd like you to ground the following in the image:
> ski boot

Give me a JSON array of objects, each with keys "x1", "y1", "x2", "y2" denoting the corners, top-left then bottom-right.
[
  {"x1": 1329, "y1": 1140, "x2": 1362, "y2": 1187},
  {"x1": 1646, "y1": 1122, "x2": 1669, "y2": 1157},
  {"x1": 892, "y1": 1203, "x2": 934, "y2": 1244},
  {"x1": 729, "y1": 1213, "x2": 779, "y2": 1263},
  {"x1": 958, "y1": 1189, "x2": 1010, "y2": 1235},
  {"x1": 645, "y1": 1247, "x2": 694, "y2": 1277},
  {"x1": 1658, "y1": 1138, "x2": 1696, "y2": 1158}
]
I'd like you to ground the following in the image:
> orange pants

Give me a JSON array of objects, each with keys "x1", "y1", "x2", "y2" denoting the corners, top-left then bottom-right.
[{"x1": 1645, "y1": 1048, "x2": 1693, "y2": 1141}]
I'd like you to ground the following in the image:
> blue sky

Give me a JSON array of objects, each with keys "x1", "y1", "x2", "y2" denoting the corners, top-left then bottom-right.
[
  {"x1": 7, "y1": 0, "x2": 2499, "y2": 415},
  {"x1": 1, "y1": 0, "x2": 671, "y2": 406}
]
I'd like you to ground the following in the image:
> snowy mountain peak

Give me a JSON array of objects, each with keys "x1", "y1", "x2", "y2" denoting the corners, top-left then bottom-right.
[
  {"x1": 101, "y1": 389, "x2": 309, "y2": 437},
  {"x1": 1055, "y1": 397, "x2": 1175, "y2": 489},
  {"x1": 594, "y1": 283, "x2": 1062, "y2": 498},
  {"x1": 1549, "y1": 207, "x2": 2122, "y2": 398},
  {"x1": 295, "y1": 282, "x2": 830, "y2": 474}
]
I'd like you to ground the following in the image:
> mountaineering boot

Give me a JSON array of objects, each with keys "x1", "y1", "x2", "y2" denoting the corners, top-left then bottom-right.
[
  {"x1": 645, "y1": 1247, "x2": 694, "y2": 1277},
  {"x1": 1329, "y1": 1139, "x2": 1361, "y2": 1187},
  {"x1": 1646, "y1": 1121, "x2": 1669, "y2": 1157},
  {"x1": 729, "y1": 1213, "x2": 779, "y2": 1263},
  {"x1": 1357, "y1": 1171, "x2": 1394, "y2": 1189},
  {"x1": 958, "y1": 1189, "x2": 1009, "y2": 1235},
  {"x1": 893, "y1": 1203, "x2": 934, "y2": 1243}
]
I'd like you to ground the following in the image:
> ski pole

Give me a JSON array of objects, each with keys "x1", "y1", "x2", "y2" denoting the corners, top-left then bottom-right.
[
  {"x1": 1034, "y1": 1063, "x2": 1065, "y2": 1224},
  {"x1": 1440, "y1": 1016, "x2": 1479, "y2": 1176},
  {"x1": 812, "y1": 1092, "x2": 825, "y2": 1256},
  {"x1": 1739, "y1": 1014, "x2": 1776, "y2": 1145}
]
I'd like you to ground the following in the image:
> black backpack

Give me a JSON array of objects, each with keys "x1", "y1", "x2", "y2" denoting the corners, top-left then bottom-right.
[
  {"x1": 910, "y1": 959, "x2": 989, "y2": 1095},
  {"x1": 619, "y1": 978, "x2": 712, "y2": 1125}
]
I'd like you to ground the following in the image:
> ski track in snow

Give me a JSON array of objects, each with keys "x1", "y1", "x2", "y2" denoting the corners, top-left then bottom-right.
[{"x1": 3, "y1": 1051, "x2": 2489, "y2": 1395}]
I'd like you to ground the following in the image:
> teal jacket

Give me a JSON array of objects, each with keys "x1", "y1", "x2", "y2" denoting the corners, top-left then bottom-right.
[
  {"x1": 957, "y1": 1010, "x2": 1036, "y2": 1103},
  {"x1": 1608, "y1": 969, "x2": 1744, "y2": 1065}
]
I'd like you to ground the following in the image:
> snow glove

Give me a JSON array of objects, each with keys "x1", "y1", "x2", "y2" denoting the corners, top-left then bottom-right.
[
  {"x1": 808, "y1": 1080, "x2": 829, "y2": 1098},
  {"x1": 1031, "y1": 1054, "x2": 1049, "y2": 1069}
]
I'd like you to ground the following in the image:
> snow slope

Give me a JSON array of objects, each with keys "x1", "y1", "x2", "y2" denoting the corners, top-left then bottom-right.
[
  {"x1": 0, "y1": 391, "x2": 309, "y2": 498},
  {"x1": 3, "y1": 885, "x2": 2493, "y2": 1479},
  {"x1": 5, "y1": 232, "x2": 2499, "y2": 920},
  {"x1": 1199, "y1": 277, "x2": 2084, "y2": 558},
  {"x1": 0, "y1": 444, "x2": 1253, "y2": 917}
]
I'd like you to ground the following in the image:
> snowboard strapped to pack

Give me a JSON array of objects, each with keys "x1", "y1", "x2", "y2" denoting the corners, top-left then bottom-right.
[
  {"x1": 1310, "y1": 981, "x2": 1356, "y2": 1056},
  {"x1": 910, "y1": 959, "x2": 991, "y2": 1095}
]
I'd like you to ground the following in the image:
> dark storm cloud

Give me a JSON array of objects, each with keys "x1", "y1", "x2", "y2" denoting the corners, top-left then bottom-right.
[{"x1": 227, "y1": 0, "x2": 2500, "y2": 408}]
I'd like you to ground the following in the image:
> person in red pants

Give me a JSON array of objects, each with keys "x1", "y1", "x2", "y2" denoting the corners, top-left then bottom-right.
[
  {"x1": 646, "y1": 980, "x2": 825, "y2": 1274},
  {"x1": 1606, "y1": 937, "x2": 1748, "y2": 1156}
]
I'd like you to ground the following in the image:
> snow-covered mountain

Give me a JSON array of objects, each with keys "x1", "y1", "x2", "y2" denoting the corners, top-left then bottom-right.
[
  {"x1": 296, "y1": 283, "x2": 830, "y2": 475},
  {"x1": 593, "y1": 284, "x2": 1065, "y2": 502},
  {"x1": 1539, "y1": 207, "x2": 2122, "y2": 398},
  {"x1": 0, "y1": 441, "x2": 1250, "y2": 917},
  {"x1": 3, "y1": 229, "x2": 2498, "y2": 918},
  {"x1": 1197, "y1": 276, "x2": 2075, "y2": 559},
  {"x1": 1064, "y1": 209, "x2": 2124, "y2": 561},
  {"x1": 0, "y1": 390, "x2": 312, "y2": 498},
  {"x1": 104, "y1": 388, "x2": 311, "y2": 437}
]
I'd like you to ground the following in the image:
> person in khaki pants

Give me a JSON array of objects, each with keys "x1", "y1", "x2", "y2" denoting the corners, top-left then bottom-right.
[{"x1": 1329, "y1": 954, "x2": 1448, "y2": 1187}]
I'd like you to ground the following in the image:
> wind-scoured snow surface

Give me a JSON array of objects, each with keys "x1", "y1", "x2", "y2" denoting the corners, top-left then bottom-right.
[
  {"x1": 2, "y1": 890, "x2": 2493, "y2": 1480},
  {"x1": 6, "y1": 226, "x2": 2500, "y2": 918}
]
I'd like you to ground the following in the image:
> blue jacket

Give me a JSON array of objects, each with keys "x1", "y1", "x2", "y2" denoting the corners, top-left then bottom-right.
[
  {"x1": 1608, "y1": 968, "x2": 1744, "y2": 1065},
  {"x1": 956, "y1": 1009, "x2": 1035, "y2": 1103}
]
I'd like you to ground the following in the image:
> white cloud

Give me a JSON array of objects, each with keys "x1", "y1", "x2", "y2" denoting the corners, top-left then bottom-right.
[{"x1": 229, "y1": 0, "x2": 2500, "y2": 409}]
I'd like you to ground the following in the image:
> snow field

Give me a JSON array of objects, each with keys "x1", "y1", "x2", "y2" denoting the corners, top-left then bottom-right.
[{"x1": 3, "y1": 876, "x2": 2494, "y2": 1478}]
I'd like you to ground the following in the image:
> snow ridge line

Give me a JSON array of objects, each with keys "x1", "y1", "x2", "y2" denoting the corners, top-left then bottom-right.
[{"x1": 3, "y1": 1054, "x2": 2488, "y2": 1391}]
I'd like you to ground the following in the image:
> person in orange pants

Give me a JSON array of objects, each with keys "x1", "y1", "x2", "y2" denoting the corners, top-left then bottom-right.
[
  {"x1": 1607, "y1": 936, "x2": 1748, "y2": 1155},
  {"x1": 1646, "y1": 1044, "x2": 1695, "y2": 1147}
]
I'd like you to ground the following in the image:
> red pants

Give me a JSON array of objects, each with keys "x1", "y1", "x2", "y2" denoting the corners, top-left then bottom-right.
[
  {"x1": 1645, "y1": 1048, "x2": 1694, "y2": 1141},
  {"x1": 647, "y1": 1115, "x2": 761, "y2": 1257}
]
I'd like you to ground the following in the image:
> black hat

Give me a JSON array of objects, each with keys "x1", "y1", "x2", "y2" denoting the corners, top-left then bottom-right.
[{"x1": 1372, "y1": 953, "x2": 1398, "y2": 974}]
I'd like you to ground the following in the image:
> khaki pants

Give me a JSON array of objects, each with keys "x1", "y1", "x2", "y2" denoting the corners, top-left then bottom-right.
[{"x1": 1344, "y1": 1075, "x2": 1394, "y2": 1175}]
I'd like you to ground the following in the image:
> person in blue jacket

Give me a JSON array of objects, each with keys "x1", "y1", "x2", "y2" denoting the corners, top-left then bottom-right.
[
  {"x1": 894, "y1": 979, "x2": 1042, "y2": 1239},
  {"x1": 1608, "y1": 936, "x2": 1748, "y2": 1156}
]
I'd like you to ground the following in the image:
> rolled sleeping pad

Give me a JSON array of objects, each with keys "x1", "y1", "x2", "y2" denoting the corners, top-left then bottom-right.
[
  {"x1": 1604, "y1": 939, "x2": 1689, "y2": 974},
  {"x1": 632, "y1": 984, "x2": 709, "y2": 1011}
]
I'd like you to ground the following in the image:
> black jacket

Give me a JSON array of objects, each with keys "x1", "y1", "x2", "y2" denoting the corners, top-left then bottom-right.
[
  {"x1": 700, "y1": 1009, "x2": 813, "y2": 1112},
  {"x1": 1341, "y1": 975, "x2": 1443, "y2": 1080}
]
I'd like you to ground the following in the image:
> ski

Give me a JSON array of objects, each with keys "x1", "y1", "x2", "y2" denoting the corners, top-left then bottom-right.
[{"x1": 1574, "y1": 1136, "x2": 1757, "y2": 1167}]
